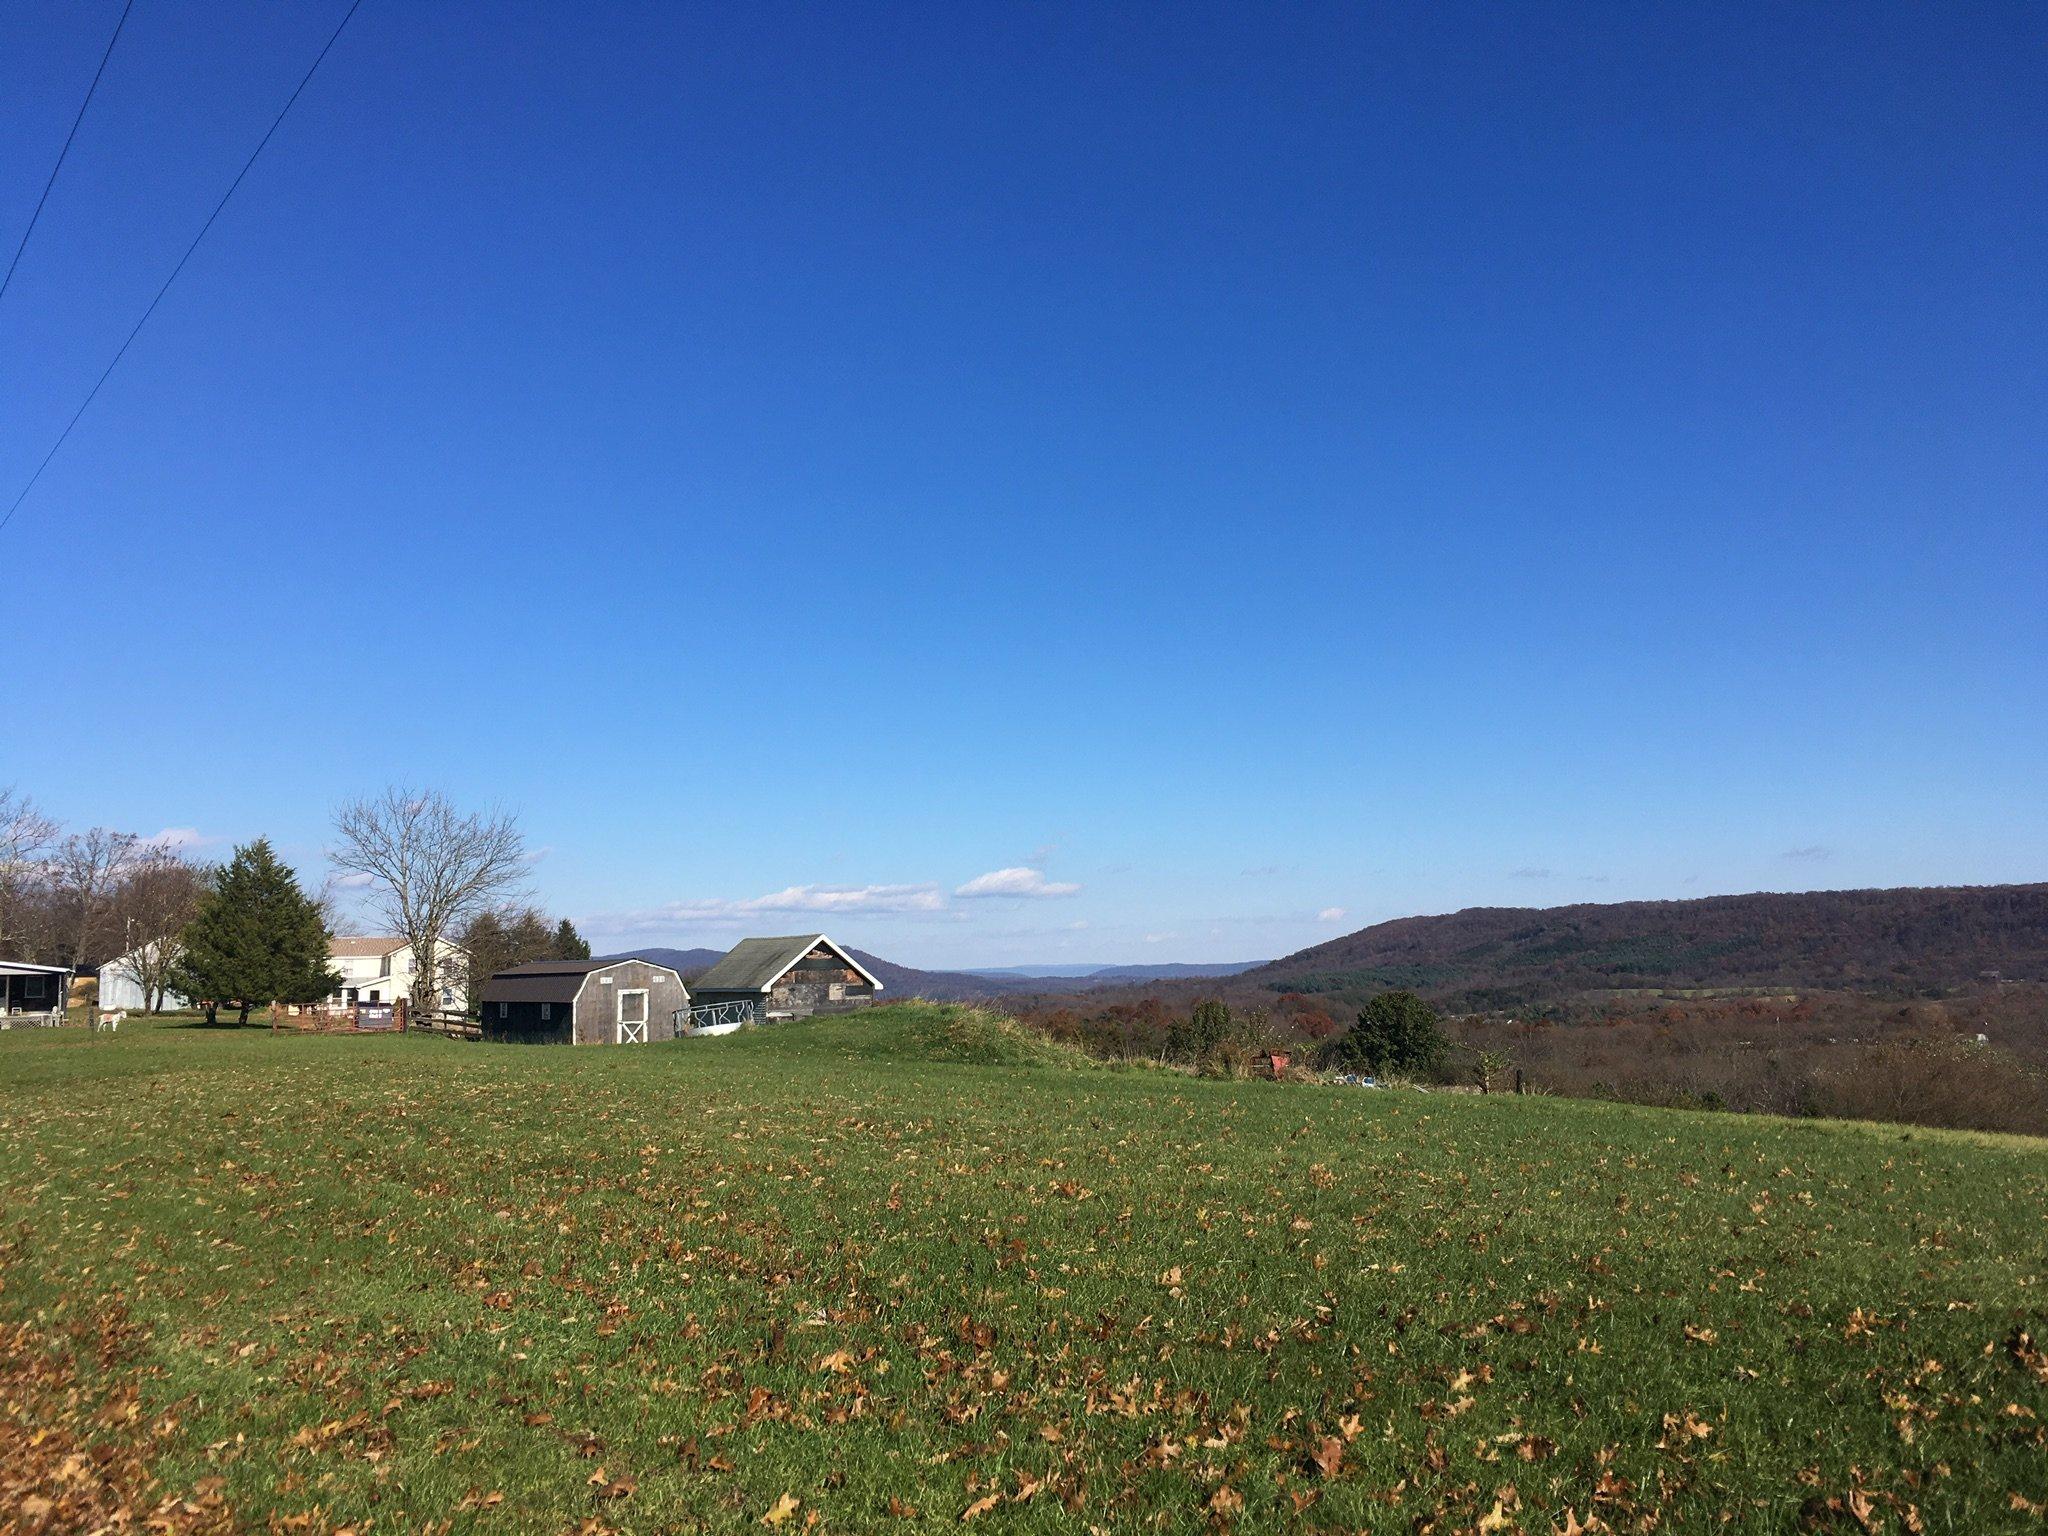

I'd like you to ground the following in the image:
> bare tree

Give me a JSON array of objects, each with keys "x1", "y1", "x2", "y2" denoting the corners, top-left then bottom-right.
[
  {"x1": 0, "y1": 789, "x2": 59, "y2": 957},
  {"x1": 111, "y1": 847, "x2": 209, "y2": 1011},
  {"x1": 54, "y1": 827, "x2": 140, "y2": 966},
  {"x1": 330, "y1": 789, "x2": 527, "y2": 1013}
]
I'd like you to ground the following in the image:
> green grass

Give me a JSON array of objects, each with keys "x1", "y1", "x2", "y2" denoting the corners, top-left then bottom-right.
[{"x1": 3, "y1": 1003, "x2": 2045, "y2": 1533}]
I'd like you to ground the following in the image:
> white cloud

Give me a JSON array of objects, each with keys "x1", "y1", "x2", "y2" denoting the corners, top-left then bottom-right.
[
  {"x1": 330, "y1": 871, "x2": 377, "y2": 889},
  {"x1": 741, "y1": 883, "x2": 944, "y2": 914},
  {"x1": 1316, "y1": 906, "x2": 1348, "y2": 923},
  {"x1": 955, "y1": 867, "x2": 1081, "y2": 899},
  {"x1": 589, "y1": 882, "x2": 946, "y2": 935},
  {"x1": 145, "y1": 826, "x2": 213, "y2": 852}
]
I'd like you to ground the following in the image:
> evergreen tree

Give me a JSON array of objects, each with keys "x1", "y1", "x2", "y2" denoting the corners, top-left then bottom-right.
[
  {"x1": 458, "y1": 907, "x2": 591, "y2": 1010},
  {"x1": 167, "y1": 840, "x2": 338, "y2": 1024},
  {"x1": 1167, "y1": 998, "x2": 1234, "y2": 1063},
  {"x1": 1323, "y1": 990, "x2": 1450, "y2": 1078}
]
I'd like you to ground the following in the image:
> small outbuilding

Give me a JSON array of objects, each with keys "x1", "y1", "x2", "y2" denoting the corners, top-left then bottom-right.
[
  {"x1": 478, "y1": 957, "x2": 688, "y2": 1045},
  {"x1": 690, "y1": 934, "x2": 881, "y2": 1027},
  {"x1": 0, "y1": 960, "x2": 72, "y2": 1028}
]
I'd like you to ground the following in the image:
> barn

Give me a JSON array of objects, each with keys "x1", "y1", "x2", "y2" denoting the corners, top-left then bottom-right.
[
  {"x1": 478, "y1": 957, "x2": 688, "y2": 1045},
  {"x1": 690, "y1": 934, "x2": 881, "y2": 1026}
]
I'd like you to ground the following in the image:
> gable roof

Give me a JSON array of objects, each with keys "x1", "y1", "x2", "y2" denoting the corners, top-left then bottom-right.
[
  {"x1": 693, "y1": 934, "x2": 882, "y2": 994},
  {"x1": 330, "y1": 935, "x2": 470, "y2": 961},
  {"x1": 478, "y1": 957, "x2": 682, "y2": 1006},
  {"x1": 330, "y1": 936, "x2": 406, "y2": 959}
]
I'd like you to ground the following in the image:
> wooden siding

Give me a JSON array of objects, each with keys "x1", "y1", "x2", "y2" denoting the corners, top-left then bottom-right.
[
  {"x1": 571, "y1": 960, "x2": 688, "y2": 1045},
  {"x1": 766, "y1": 943, "x2": 876, "y2": 1019},
  {"x1": 482, "y1": 998, "x2": 572, "y2": 1045}
]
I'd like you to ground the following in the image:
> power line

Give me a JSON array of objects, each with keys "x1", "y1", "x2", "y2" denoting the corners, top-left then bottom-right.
[
  {"x1": 0, "y1": 0, "x2": 367, "y2": 538},
  {"x1": 0, "y1": 0, "x2": 136, "y2": 305}
]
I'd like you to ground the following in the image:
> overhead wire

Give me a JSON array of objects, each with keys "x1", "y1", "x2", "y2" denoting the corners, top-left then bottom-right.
[
  {"x1": 0, "y1": 0, "x2": 367, "y2": 537},
  {"x1": 0, "y1": 0, "x2": 136, "y2": 305}
]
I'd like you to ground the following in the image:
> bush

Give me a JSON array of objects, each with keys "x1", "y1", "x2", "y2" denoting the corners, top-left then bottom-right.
[
  {"x1": 1814, "y1": 1035, "x2": 2048, "y2": 1136},
  {"x1": 1323, "y1": 991, "x2": 1450, "y2": 1078},
  {"x1": 1170, "y1": 999, "x2": 1234, "y2": 1064}
]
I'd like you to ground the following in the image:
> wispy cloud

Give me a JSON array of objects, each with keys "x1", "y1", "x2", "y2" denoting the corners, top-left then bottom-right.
[
  {"x1": 592, "y1": 883, "x2": 946, "y2": 934},
  {"x1": 145, "y1": 826, "x2": 216, "y2": 852},
  {"x1": 1508, "y1": 866, "x2": 1552, "y2": 880},
  {"x1": 746, "y1": 883, "x2": 945, "y2": 913},
  {"x1": 1782, "y1": 845, "x2": 1832, "y2": 862},
  {"x1": 1316, "y1": 906, "x2": 1348, "y2": 923},
  {"x1": 955, "y1": 867, "x2": 1081, "y2": 899}
]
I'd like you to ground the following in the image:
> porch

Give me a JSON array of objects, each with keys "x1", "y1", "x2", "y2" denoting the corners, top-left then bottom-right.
[{"x1": 0, "y1": 960, "x2": 72, "y2": 1028}]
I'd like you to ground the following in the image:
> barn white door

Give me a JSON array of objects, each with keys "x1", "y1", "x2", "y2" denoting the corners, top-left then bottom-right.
[{"x1": 617, "y1": 988, "x2": 649, "y2": 1044}]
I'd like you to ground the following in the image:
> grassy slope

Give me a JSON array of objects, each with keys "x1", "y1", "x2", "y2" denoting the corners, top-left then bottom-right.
[{"x1": 1, "y1": 1004, "x2": 2044, "y2": 1534}]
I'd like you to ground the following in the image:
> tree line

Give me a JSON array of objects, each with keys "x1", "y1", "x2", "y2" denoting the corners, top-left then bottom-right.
[{"x1": 1, "y1": 784, "x2": 592, "y2": 1020}]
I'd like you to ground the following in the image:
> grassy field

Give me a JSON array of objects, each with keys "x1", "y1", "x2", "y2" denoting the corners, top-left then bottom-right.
[{"x1": 2, "y1": 1005, "x2": 2045, "y2": 1534}]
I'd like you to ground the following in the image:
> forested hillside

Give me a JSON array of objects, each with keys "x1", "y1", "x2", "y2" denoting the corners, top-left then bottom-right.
[{"x1": 1251, "y1": 883, "x2": 2048, "y2": 1007}]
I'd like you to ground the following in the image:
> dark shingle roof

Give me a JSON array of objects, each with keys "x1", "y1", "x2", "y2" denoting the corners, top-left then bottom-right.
[
  {"x1": 692, "y1": 935, "x2": 882, "y2": 994},
  {"x1": 496, "y1": 959, "x2": 611, "y2": 977},
  {"x1": 479, "y1": 957, "x2": 681, "y2": 1006},
  {"x1": 479, "y1": 972, "x2": 586, "y2": 1005},
  {"x1": 692, "y1": 936, "x2": 826, "y2": 993}
]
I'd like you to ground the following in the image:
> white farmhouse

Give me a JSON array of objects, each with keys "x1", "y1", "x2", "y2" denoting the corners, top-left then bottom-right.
[
  {"x1": 327, "y1": 936, "x2": 467, "y2": 1009},
  {"x1": 98, "y1": 934, "x2": 471, "y2": 1013}
]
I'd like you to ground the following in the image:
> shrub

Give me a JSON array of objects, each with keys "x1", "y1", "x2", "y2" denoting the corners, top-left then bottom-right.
[{"x1": 1323, "y1": 991, "x2": 1450, "y2": 1078}]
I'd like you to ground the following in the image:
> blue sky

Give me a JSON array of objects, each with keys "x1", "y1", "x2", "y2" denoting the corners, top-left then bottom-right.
[{"x1": 4, "y1": 2, "x2": 2043, "y2": 967}]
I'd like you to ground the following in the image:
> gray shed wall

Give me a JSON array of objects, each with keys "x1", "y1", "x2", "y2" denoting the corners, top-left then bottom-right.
[{"x1": 572, "y1": 960, "x2": 688, "y2": 1045}]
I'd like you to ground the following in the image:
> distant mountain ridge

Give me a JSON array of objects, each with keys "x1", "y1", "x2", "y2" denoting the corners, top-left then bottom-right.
[
  {"x1": 1248, "y1": 883, "x2": 2048, "y2": 1006},
  {"x1": 605, "y1": 946, "x2": 1264, "y2": 1000},
  {"x1": 603, "y1": 945, "x2": 1027, "y2": 1002},
  {"x1": 965, "y1": 961, "x2": 1262, "y2": 983}
]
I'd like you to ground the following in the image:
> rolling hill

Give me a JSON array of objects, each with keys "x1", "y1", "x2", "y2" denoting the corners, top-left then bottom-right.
[
  {"x1": 965, "y1": 961, "x2": 1262, "y2": 984},
  {"x1": 1247, "y1": 882, "x2": 2048, "y2": 1007}
]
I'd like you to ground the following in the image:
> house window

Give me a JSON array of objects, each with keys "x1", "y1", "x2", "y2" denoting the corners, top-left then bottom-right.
[
  {"x1": 497, "y1": 1002, "x2": 509, "y2": 1019},
  {"x1": 24, "y1": 977, "x2": 45, "y2": 999},
  {"x1": 541, "y1": 1003, "x2": 552, "y2": 1020}
]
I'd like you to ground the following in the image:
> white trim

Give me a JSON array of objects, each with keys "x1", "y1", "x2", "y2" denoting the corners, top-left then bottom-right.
[
  {"x1": 566, "y1": 961, "x2": 686, "y2": 1044},
  {"x1": 747, "y1": 934, "x2": 884, "y2": 994},
  {"x1": 616, "y1": 987, "x2": 649, "y2": 1044}
]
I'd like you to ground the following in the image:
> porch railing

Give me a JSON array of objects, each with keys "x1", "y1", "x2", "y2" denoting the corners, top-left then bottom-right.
[
  {"x1": 676, "y1": 999, "x2": 757, "y2": 1036},
  {"x1": 0, "y1": 1009, "x2": 66, "y2": 1030}
]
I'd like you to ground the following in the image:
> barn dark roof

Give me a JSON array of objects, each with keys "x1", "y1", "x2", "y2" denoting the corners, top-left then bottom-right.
[
  {"x1": 478, "y1": 957, "x2": 681, "y2": 1006},
  {"x1": 693, "y1": 935, "x2": 882, "y2": 994},
  {"x1": 497, "y1": 959, "x2": 611, "y2": 977}
]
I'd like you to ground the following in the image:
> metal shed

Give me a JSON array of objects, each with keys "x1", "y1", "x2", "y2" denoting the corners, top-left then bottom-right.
[
  {"x1": 690, "y1": 934, "x2": 881, "y2": 1028},
  {"x1": 478, "y1": 957, "x2": 688, "y2": 1045}
]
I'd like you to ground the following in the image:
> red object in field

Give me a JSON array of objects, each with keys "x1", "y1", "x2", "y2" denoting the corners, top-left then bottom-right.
[{"x1": 1264, "y1": 1051, "x2": 1291, "y2": 1078}]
